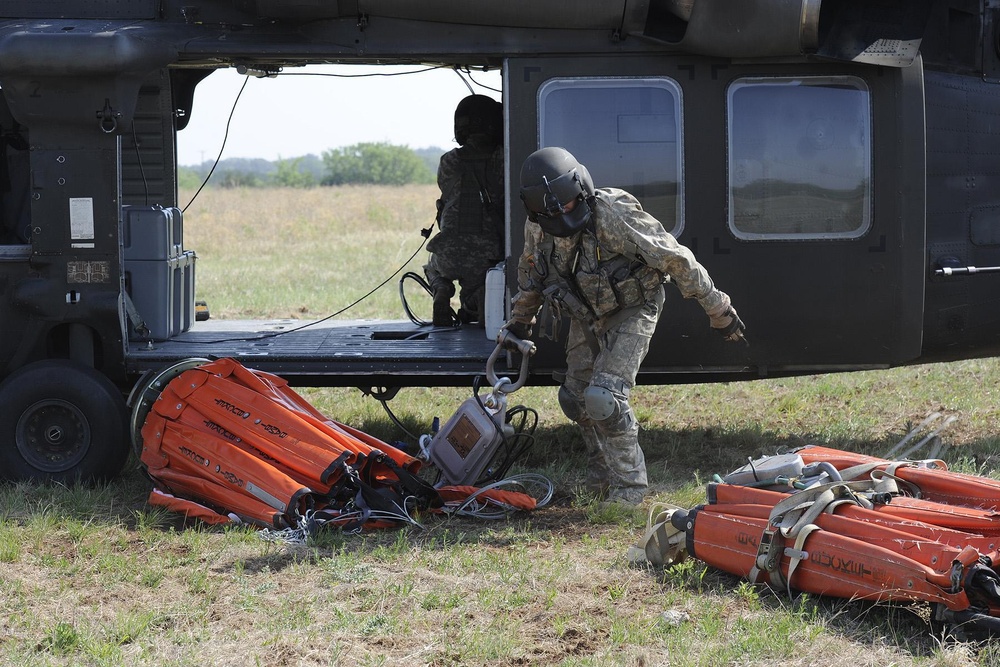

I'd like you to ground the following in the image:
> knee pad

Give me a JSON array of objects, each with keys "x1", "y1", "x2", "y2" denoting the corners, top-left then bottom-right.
[
  {"x1": 557, "y1": 384, "x2": 585, "y2": 423},
  {"x1": 584, "y1": 385, "x2": 620, "y2": 422}
]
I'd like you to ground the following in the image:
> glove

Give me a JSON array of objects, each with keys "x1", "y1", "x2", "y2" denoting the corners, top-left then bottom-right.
[
  {"x1": 709, "y1": 305, "x2": 746, "y2": 343},
  {"x1": 506, "y1": 320, "x2": 533, "y2": 341},
  {"x1": 499, "y1": 320, "x2": 534, "y2": 351}
]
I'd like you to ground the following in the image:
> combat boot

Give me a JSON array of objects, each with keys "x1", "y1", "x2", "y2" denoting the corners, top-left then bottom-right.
[
  {"x1": 457, "y1": 286, "x2": 485, "y2": 327},
  {"x1": 432, "y1": 285, "x2": 455, "y2": 327}
]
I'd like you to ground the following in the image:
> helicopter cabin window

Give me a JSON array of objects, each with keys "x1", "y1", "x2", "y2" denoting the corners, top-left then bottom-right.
[
  {"x1": 727, "y1": 76, "x2": 871, "y2": 241},
  {"x1": 538, "y1": 78, "x2": 683, "y2": 236}
]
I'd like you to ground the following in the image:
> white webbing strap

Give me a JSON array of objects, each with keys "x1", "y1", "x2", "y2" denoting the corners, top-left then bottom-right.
[
  {"x1": 782, "y1": 523, "x2": 820, "y2": 598},
  {"x1": 750, "y1": 480, "x2": 877, "y2": 593},
  {"x1": 627, "y1": 503, "x2": 687, "y2": 568}
]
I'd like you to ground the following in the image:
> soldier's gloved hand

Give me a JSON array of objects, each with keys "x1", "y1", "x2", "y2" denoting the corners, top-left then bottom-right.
[
  {"x1": 709, "y1": 306, "x2": 746, "y2": 343},
  {"x1": 499, "y1": 320, "x2": 533, "y2": 351},
  {"x1": 507, "y1": 320, "x2": 532, "y2": 340}
]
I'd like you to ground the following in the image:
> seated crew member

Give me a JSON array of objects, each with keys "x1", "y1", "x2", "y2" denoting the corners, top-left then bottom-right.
[{"x1": 423, "y1": 94, "x2": 505, "y2": 326}]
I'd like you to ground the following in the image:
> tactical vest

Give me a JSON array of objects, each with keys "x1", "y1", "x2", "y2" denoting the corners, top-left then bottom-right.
[{"x1": 534, "y1": 231, "x2": 664, "y2": 325}]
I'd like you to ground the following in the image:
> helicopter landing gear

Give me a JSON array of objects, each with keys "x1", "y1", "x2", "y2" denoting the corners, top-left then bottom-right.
[{"x1": 0, "y1": 360, "x2": 130, "y2": 483}]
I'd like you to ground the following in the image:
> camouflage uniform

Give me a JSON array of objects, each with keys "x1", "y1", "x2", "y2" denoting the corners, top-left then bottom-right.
[
  {"x1": 423, "y1": 137, "x2": 504, "y2": 322},
  {"x1": 511, "y1": 188, "x2": 731, "y2": 499}
]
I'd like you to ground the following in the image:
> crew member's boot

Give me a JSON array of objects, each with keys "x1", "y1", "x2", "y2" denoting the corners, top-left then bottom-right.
[
  {"x1": 458, "y1": 289, "x2": 483, "y2": 326},
  {"x1": 457, "y1": 287, "x2": 484, "y2": 327},
  {"x1": 475, "y1": 288, "x2": 486, "y2": 329},
  {"x1": 432, "y1": 284, "x2": 456, "y2": 327}
]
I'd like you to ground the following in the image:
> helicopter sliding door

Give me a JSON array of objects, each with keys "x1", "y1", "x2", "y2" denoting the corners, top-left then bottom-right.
[{"x1": 507, "y1": 55, "x2": 925, "y2": 380}]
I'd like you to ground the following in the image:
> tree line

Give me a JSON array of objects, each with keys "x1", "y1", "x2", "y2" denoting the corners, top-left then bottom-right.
[{"x1": 179, "y1": 142, "x2": 444, "y2": 189}]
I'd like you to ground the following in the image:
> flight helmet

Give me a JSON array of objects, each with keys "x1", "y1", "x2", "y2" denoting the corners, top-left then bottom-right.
[
  {"x1": 454, "y1": 94, "x2": 502, "y2": 146},
  {"x1": 519, "y1": 147, "x2": 595, "y2": 237}
]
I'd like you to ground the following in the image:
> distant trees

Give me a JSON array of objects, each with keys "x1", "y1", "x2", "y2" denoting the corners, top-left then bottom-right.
[
  {"x1": 217, "y1": 170, "x2": 264, "y2": 188},
  {"x1": 321, "y1": 142, "x2": 435, "y2": 186},
  {"x1": 273, "y1": 157, "x2": 317, "y2": 188},
  {"x1": 178, "y1": 166, "x2": 203, "y2": 190},
  {"x1": 181, "y1": 143, "x2": 441, "y2": 189}
]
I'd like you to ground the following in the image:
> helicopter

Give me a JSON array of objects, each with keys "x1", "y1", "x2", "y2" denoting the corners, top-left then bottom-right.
[{"x1": 0, "y1": 0, "x2": 995, "y2": 483}]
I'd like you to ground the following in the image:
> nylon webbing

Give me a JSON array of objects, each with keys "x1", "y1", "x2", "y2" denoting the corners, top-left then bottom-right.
[{"x1": 751, "y1": 479, "x2": 883, "y2": 592}]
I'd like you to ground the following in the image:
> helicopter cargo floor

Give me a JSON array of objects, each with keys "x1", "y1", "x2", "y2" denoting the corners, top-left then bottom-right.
[{"x1": 125, "y1": 319, "x2": 507, "y2": 387}]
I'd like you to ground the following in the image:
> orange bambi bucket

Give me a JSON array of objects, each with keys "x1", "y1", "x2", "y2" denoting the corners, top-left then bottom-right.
[
  {"x1": 131, "y1": 358, "x2": 436, "y2": 529},
  {"x1": 632, "y1": 447, "x2": 1000, "y2": 636}
]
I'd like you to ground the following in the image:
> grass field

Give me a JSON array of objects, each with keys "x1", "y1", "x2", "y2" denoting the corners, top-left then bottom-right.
[
  {"x1": 180, "y1": 184, "x2": 441, "y2": 320},
  {"x1": 2, "y1": 185, "x2": 1000, "y2": 666}
]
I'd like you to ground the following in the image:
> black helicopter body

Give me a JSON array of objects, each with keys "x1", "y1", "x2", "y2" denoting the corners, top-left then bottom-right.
[{"x1": 0, "y1": 0, "x2": 995, "y2": 480}]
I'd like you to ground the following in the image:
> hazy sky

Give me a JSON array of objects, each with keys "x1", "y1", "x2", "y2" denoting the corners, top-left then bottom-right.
[{"x1": 177, "y1": 64, "x2": 502, "y2": 165}]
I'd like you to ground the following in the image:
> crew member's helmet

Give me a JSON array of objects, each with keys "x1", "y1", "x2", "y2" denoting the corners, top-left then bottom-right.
[
  {"x1": 519, "y1": 147, "x2": 596, "y2": 237},
  {"x1": 454, "y1": 95, "x2": 502, "y2": 146}
]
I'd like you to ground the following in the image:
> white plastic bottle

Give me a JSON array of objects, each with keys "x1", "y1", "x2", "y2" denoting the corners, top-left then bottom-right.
[{"x1": 484, "y1": 262, "x2": 506, "y2": 340}]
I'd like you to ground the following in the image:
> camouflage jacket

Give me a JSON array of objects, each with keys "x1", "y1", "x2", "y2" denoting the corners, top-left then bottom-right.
[
  {"x1": 512, "y1": 188, "x2": 726, "y2": 326},
  {"x1": 425, "y1": 139, "x2": 504, "y2": 260}
]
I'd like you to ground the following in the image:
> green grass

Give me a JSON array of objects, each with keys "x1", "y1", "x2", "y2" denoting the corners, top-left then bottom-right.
[
  {"x1": 3, "y1": 360, "x2": 997, "y2": 666},
  {"x1": 183, "y1": 184, "x2": 438, "y2": 320},
  {"x1": 2, "y1": 186, "x2": 999, "y2": 665}
]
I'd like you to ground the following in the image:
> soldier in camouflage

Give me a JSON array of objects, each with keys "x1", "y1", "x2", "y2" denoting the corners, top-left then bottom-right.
[
  {"x1": 423, "y1": 95, "x2": 505, "y2": 327},
  {"x1": 504, "y1": 147, "x2": 746, "y2": 505}
]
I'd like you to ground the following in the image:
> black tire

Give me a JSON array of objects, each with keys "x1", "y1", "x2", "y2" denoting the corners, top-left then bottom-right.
[{"x1": 0, "y1": 360, "x2": 129, "y2": 484}]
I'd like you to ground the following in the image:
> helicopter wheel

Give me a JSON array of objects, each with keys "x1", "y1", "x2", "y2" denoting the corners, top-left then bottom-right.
[{"x1": 0, "y1": 360, "x2": 130, "y2": 484}]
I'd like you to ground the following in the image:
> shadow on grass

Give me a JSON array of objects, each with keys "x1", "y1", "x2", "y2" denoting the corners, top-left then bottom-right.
[{"x1": 5, "y1": 416, "x2": 991, "y2": 531}]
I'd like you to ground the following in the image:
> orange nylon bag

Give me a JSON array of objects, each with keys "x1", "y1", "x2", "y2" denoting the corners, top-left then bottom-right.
[
  {"x1": 632, "y1": 447, "x2": 1000, "y2": 637},
  {"x1": 134, "y1": 358, "x2": 440, "y2": 530}
]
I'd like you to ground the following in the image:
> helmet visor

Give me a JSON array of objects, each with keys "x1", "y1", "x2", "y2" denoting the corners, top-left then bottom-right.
[
  {"x1": 520, "y1": 170, "x2": 586, "y2": 220},
  {"x1": 521, "y1": 172, "x2": 592, "y2": 236}
]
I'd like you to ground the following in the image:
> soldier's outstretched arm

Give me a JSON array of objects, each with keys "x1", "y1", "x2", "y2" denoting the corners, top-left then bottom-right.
[{"x1": 597, "y1": 192, "x2": 746, "y2": 342}]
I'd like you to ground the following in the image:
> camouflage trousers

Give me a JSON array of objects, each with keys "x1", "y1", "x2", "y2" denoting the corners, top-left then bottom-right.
[
  {"x1": 557, "y1": 288, "x2": 665, "y2": 494},
  {"x1": 423, "y1": 243, "x2": 501, "y2": 320}
]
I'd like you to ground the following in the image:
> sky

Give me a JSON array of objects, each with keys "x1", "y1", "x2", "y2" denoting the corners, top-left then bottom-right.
[{"x1": 177, "y1": 64, "x2": 503, "y2": 166}]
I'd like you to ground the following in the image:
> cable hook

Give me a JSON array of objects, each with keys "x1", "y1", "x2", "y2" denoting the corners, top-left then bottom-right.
[{"x1": 96, "y1": 98, "x2": 120, "y2": 134}]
